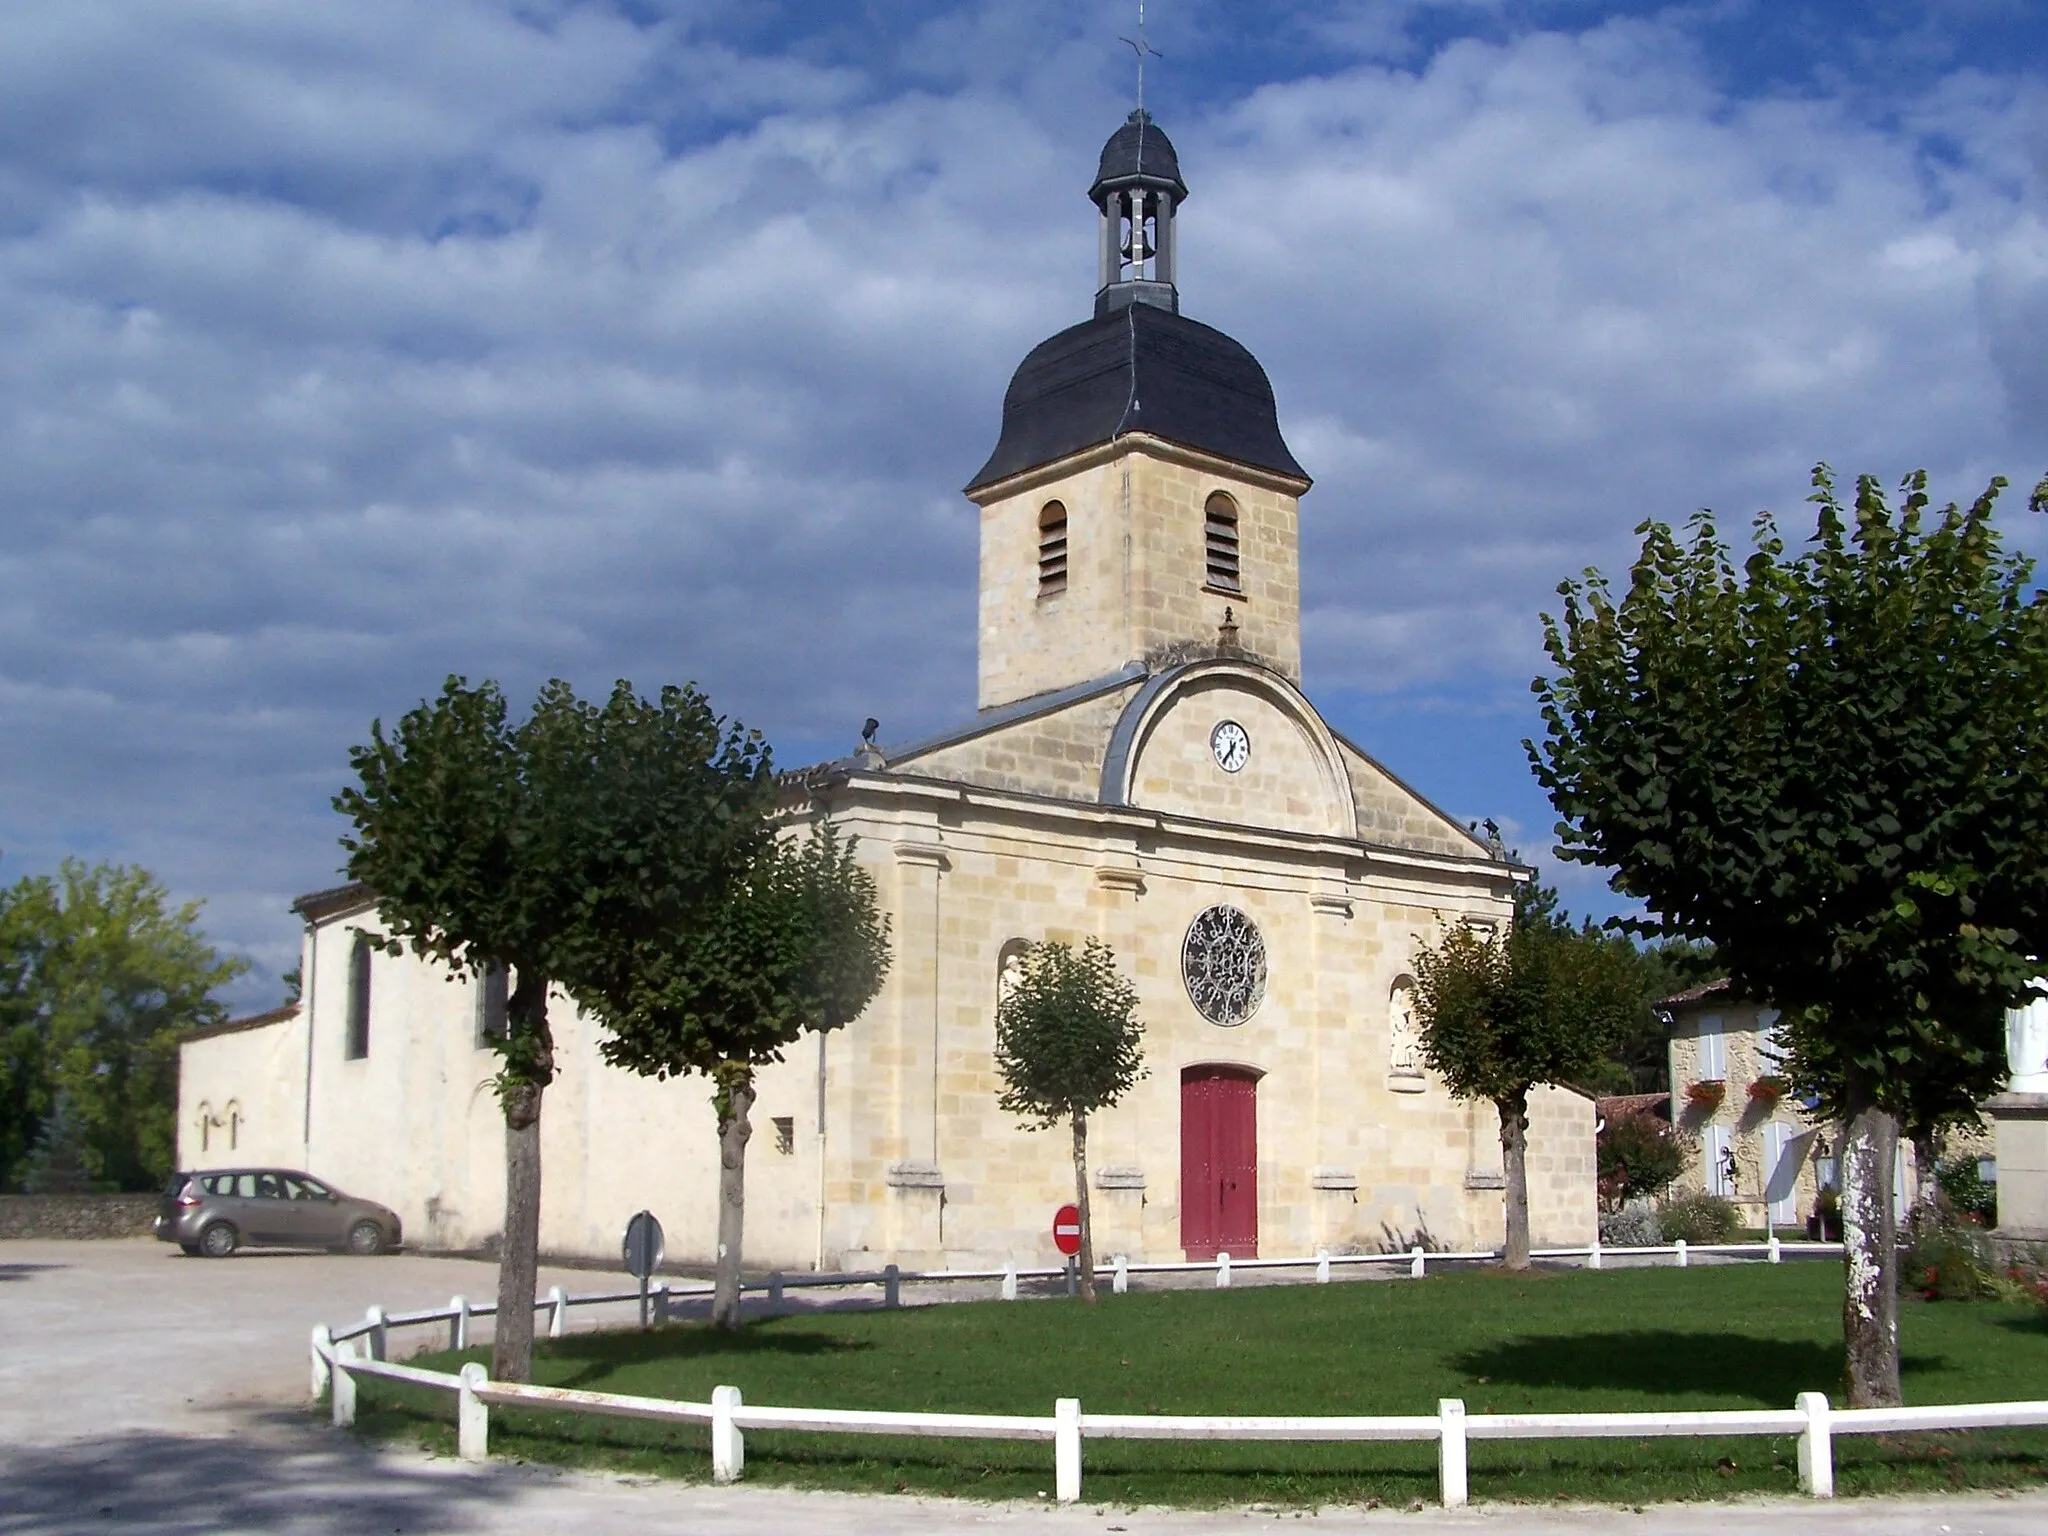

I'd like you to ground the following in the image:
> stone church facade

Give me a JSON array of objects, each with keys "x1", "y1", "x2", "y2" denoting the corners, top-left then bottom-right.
[{"x1": 178, "y1": 112, "x2": 1597, "y2": 1269}]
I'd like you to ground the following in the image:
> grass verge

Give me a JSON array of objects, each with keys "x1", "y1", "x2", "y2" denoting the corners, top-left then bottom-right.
[{"x1": 352, "y1": 1263, "x2": 2048, "y2": 1505}]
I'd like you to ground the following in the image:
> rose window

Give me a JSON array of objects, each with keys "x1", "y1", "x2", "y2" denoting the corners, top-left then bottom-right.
[{"x1": 1181, "y1": 905, "x2": 1267, "y2": 1026}]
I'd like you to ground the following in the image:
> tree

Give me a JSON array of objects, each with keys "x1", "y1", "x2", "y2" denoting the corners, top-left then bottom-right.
[
  {"x1": 0, "y1": 861, "x2": 248, "y2": 1191},
  {"x1": 1411, "y1": 921, "x2": 1639, "y2": 1268},
  {"x1": 1529, "y1": 465, "x2": 2048, "y2": 1405},
  {"x1": 591, "y1": 823, "x2": 890, "y2": 1331},
  {"x1": 335, "y1": 677, "x2": 773, "y2": 1379},
  {"x1": 992, "y1": 940, "x2": 1146, "y2": 1304}
]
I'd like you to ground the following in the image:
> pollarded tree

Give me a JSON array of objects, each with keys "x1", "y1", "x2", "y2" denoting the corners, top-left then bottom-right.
[
  {"x1": 335, "y1": 677, "x2": 773, "y2": 1379},
  {"x1": 993, "y1": 939, "x2": 1146, "y2": 1304},
  {"x1": 591, "y1": 823, "x2": 890, "y2": 1331},
  {"x1": 1411, "y1": 921, "x2": 1638, "y2": 1268},
  {"x1": 1530, "y1": 465, "x2": 2048, "y2": 1406}
]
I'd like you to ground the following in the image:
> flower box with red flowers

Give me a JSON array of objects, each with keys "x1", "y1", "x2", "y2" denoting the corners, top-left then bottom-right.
[
  {"x1": 1685, "y1": 1078, "x2": 1727, "y2": 1113},
  {"x1": 1747, "y1": 1075, "x2": 1789, "y2": 1106}
]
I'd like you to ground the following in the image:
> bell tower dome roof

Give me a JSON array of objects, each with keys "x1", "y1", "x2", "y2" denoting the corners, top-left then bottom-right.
[{"x1": 1089, "y1": 108, "x2": 1188, "y2": 203}]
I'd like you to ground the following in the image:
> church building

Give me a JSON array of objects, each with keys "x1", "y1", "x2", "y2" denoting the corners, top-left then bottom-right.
[{"x1": 178, "y1": 112, "x2": 1597, "y2": 1269}]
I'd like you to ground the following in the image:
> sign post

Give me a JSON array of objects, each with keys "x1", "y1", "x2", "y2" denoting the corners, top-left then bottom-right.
[
  {"x1": 622, "y1": 1210, "x2": 665, "y2": 1329},
  {"x1": 1053, "y1": 1203, "x2": 1081, "y2": 1297}
]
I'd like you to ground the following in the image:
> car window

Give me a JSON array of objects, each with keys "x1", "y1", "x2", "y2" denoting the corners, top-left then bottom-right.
[
  {"x1": 284, "y1": 1176, "x2": 328, "y2": 1201},
  {"x1": 255, "y1": 1172, "x2": 285, "y2": 1200},
  {"x1": 163, "y1": 1173, "x2": 189, "y2": 1196},
  {"x1": 203, "y1": 1174, "x2": 235, "y2": 1196},
  {"x1": 234, "y1": 1173, "x2": 258, "y2": 1198}
]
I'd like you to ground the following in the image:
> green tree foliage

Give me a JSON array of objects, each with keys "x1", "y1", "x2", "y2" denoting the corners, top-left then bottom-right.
[
  {"x1": 335, "y1": 676, "x2": 773, "y2": 1378},
  {"x1": 592, "y1": 823, "x2": 890, "y2": 1330},
  {"x1": 1596, "y1": 1111, "x2": 1683, "y2": 1208},
  {"x1": 993, "y1": 940, "x2": 1146, "y2": 1304},
  {"x1": 0, "y1": 860, "x2": 247, "y2": 1192},
  {"x1": 1530, "y1": 465, "x2": 2048, "y2": 1405},
  {"x1": 1412, "y1": 922, "x2": 1639, "y2": 1268}
]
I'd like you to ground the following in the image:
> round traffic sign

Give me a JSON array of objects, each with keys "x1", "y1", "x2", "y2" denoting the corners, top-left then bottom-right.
[
  {"x1": 1052, "y1": 1203, "x2": 1081, "y2": 1256},
  {"x1": 622, "y1": 1209, "x2": 665, "y2": 1280}
]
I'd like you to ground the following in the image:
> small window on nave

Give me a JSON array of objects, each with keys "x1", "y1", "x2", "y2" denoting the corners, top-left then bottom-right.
[
  {"x1": 345, "y1": 933, "x2": 372, "y2": 1060},
  {"x1": 1038, "y1": 501, "x2": 1068, "y2": 597},
  {"x1": 1204, "y1": 491, "x2": 1241, "y2": 593},
  {"x1": 476, "y1": 964, "x2": 512, "y2": 1046}
]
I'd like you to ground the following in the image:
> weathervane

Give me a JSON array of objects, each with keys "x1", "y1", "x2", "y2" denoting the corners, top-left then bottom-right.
[{"x1": 1119, "y1": 0, "x2": 1162, "y2": 117}]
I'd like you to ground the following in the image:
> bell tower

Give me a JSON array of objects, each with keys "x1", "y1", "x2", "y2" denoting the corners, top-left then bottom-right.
[{"x1": 965, "y1": 114, "x2": 1312, "y2": 712}]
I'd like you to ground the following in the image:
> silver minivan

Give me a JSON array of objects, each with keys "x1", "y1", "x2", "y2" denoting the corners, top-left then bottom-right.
[{"x1": 156, "y1": 1169, "x2": 403, "y2": 1257}]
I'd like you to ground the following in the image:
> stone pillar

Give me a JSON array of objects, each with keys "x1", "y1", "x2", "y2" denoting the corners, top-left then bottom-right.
[
  {"x1": 1984, "y1": 1094, "x2": 2048, "y2": 1241},
  {"x1": 1308, "y1": 887, "x2": 1356, "y2": 1250},
  {"x1": 887, "y1": 841, "x2": 949, "y2": 1260}
]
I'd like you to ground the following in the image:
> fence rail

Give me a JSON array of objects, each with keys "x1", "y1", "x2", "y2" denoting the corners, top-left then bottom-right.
[{"x1": 310, "y1": 1326, "x2": 2048, "y2": 1507}]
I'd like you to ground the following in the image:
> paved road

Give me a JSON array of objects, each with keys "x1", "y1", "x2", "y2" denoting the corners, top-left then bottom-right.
[{"x1": 3, "y1": 1238, "x2": 2044, "y2": 1534}]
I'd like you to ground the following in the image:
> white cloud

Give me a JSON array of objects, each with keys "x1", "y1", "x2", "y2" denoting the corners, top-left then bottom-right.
[{"x1": 1, "y1": 4, "x2": 2044, "y2": 996}]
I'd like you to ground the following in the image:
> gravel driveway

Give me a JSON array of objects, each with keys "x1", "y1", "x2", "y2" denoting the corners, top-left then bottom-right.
[{"x1": 2, "y1": 1238, "x2": 2043, "y2": 1535}]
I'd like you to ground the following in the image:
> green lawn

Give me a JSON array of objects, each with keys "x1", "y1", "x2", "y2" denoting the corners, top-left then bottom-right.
[{"x1": 353, "y1": 1263, "x2": 2048, "y2": 1506}]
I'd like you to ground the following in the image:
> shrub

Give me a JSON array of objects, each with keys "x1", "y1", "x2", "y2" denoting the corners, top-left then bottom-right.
[
  {"x1": 1657, "y1": 1190, "x2": 1740, "y2": 1244},
  {"x1": 1599, "y1": 1198, "x2": 1662, "y2": 1247},
  {"x1": 1936, "y1": 1154, "x2": 1997, "y2": 1225},
  {"x1": 1597, "y1": 1112, "x2": 1683, "y2": 1208},
  {"x1": 1900, "y1": 1207, "x2": 1999, "y2": 1301}
]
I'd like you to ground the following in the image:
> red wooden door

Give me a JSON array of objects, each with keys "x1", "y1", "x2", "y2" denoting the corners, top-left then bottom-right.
[{"x1": 1180, "y1": 1066, "x2": 1258, "y2": 1259}]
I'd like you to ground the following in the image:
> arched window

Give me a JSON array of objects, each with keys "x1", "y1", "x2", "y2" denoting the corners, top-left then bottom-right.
[
  {"x1": 475, "y1": 964, "x2": 511, "y2": 1046},
  {"x1": 345, "y1": 933, "x2": 372, "y2": 1060},
  {"x1": 1037, "y1": 501, "x2": 1068, "y2": 597},
  {"x1": 1204, "y1": 492, "x2": 1241, "y2": 593}
]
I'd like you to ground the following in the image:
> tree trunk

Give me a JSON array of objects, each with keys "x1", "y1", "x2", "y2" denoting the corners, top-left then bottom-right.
[
  {"x1": 710, "y1": 1065, "x2": 755, "y2": 1332},
  {"x1": 1498, "y1": 1088, "x2": 1532, "y2": 1270},
  {"x1": 1840, "y1": 1079, "x2": 1903, "y2": 1407},
  {"x1": 492, "y1": 977, "x2": 555, "y2": 1383},
  {"x1": 1071, "y1": 1110, "x2": 1097, "y2": 1304}
]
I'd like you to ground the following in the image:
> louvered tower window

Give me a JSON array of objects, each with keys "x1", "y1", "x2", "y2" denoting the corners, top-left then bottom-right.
[
  {"x1": 1038, "y1": 500, "x2": 1068, "y2": 597},
  {"x1": 1204, "y1": 491, "x2": 1241, "y2": 592}
]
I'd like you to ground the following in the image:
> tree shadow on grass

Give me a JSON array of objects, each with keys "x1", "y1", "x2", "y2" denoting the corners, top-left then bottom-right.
[
  {"x1": 1451, "y1": 1331, "x2": 1938, "y2": 1404},
  {"x1": 537, "y1": 1319, "x2": 874, "y2": 1390}
]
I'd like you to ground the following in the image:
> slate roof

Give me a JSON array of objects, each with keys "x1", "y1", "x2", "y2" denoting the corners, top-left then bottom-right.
[
  {"x1": 1656, "y1": 978, "x2": 1732, "y2": 1010},
  {"x1": 966, "y1": 302, "x2": 1309, "y2": 493},
  {"x1": 1089, "y1": 110, "x2": 1187, "y2": 201}
]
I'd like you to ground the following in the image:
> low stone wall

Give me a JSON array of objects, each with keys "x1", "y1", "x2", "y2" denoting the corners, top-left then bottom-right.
[{"x1": 0, "y1": 1194, "x2": 159, "y2": 1240}]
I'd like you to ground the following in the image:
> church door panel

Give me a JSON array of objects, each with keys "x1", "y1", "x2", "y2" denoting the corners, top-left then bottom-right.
[{"x1": 1180, "y1": 1066, "x2": 1259, "y2": 1259}]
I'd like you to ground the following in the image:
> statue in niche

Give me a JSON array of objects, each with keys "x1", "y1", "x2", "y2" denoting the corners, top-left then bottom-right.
[
  {"x1": 2008, "y1": 987, "x2": 2048, "y2": 1094},
  {"x1": 996, "y1": 942, "x2": 1028, "y2": 1016},
  {"x1": 1388, "y1": 977, "x2": 1422, "y2": 1078}
]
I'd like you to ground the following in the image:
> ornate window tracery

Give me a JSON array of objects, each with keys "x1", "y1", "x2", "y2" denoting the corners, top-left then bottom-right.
[{"x1": 1182, "y1": 905, "x2": 1266, "y2": 1025}]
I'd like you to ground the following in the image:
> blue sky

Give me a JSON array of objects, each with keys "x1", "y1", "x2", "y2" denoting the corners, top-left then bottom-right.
[{"x1": 3, "y1": 1, "x2": 2046, "y2": 1005}]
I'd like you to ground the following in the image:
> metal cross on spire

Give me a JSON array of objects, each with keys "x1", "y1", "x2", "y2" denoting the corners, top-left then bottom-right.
[{"x1": 1119, "y1": 0, "x2": 1162, "y2": 117}]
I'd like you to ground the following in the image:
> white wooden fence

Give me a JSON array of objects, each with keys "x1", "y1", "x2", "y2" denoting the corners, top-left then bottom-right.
[{"x1": 309, "y1": 1240, "x2": 2048, "y2": 1508}]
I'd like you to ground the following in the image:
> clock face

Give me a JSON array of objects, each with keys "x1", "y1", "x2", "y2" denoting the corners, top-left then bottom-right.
[{"x1": 1211, "y1": 719, "x2": 1250, "y2": 773}]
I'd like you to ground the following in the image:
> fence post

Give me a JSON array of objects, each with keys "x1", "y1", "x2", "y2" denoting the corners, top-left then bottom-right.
[
  {"x1": 364, "y1": 1305, "x2": 388, "y2": 1362},
  {"x1": 1410, "y1": 1245, "x2": 1426, "y2": 1279},
  {"x1": 1315, "y1": 1248, "x2": 1331, "y2": 1284},
  {"x1": 330, "y1": 1342, "x2": 357, "y2": 1428},
  {"x1": 1796, "y1": 1391, "x2": 1834, "y2": 1498},
  {"x1": 1675, "y1": 1240, "x2": 1688, "y2": 1269},
  {"x1": 884, "y1": 1264, "x2": 901, "y2": 1309},
  {"x1": 449, "y1": 1296, "x2": 468, "y2": 1352},
  {"x1": 547, "y1": 1285, "x2": 566, "y2": 1338},
  {"x1": 458, "y1": 1362, "x2": 489, "y2": 1462},
  {"x1": 769, "y1": 1273, "x2": 785, "y2": 1315},
  {"x1": 1001, "y1": 1261, "x2": 1018, "y2": 1301},
  {"x1": 1215, "y1": 1252, "x2": 1231, "y2": 1288},
  {"x1": 1054, "y1": 1397, "x2": 1082, "y2": 1503},
  {"x1": 310, "y1": 1324, "x2": 332, "y2": 1401},
  {"x1": 654, "y1": 1283, "x2": 671, "y2": 1326},
  {"x1": 1113, "y1": 1254, "x2": 1129, "y2": 1294},
  {"x1": 1588, "y1": 1235, "x2": 1603, "y2": 1271},
  {"x1": 1437, "y1": 1398, "x2": 1467, "y2": 1509},
  {"x1": 1768, "y1": 1235, "x2": 1782, "y2": 1264},
  {"x1": 711, "y1": 1385, "x2": 745, "y2": 1484}
]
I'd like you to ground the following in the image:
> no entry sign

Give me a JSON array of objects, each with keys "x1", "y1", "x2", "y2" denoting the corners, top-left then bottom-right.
[{"x1": 1052, "y1": 1203, "x2": 1082, "y2": 1256}]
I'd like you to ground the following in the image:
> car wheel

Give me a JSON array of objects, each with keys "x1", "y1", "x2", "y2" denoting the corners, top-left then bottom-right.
[
  {"x1": 347, "y1": 1220, "x2": 388, "y2": 1256},
  {"x1": 199, "y1": 1222, "x2": 238, "y2": 1258}
]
